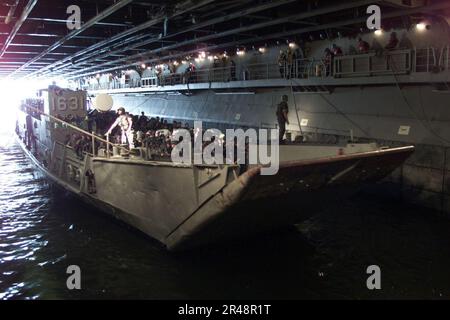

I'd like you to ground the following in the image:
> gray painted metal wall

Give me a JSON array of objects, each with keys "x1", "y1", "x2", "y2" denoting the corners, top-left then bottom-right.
[{"x1": 111, "y1": 84, "x2": 450, "y2": 215}]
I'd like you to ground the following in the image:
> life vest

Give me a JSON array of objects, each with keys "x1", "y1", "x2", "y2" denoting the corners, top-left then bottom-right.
[{"x1": 118, "y1": 115, "x2": 130, "y2": 130}]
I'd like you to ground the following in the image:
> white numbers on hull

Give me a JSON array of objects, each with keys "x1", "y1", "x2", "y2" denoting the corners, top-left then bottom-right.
[{"x1": 51, "y1": 96, "x2": 83, "y2": 112}]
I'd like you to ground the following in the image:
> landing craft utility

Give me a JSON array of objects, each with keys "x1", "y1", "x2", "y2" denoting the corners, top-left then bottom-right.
[{"x1": 15, "y1": 86, "x2": 414, "y2": 250}]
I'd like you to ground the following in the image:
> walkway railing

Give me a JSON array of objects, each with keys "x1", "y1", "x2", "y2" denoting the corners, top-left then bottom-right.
[
  {"x1": 333, "y1": 49, "x2": 412, "y2": 77},
  {"x1": 22, "y1": 104, "x2": 127, "y2": 158},
  {"x1": 84, "y1": 46, "x2": 450, "y2": 91}
]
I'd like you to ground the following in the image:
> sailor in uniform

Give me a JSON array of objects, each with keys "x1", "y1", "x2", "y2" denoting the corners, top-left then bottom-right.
[
  {"x1": 25, "y1": 110, "x2": 35, "y2": 150},
  {"x1": 106, "y1": 107, "x2": 134, "y2": 149},
  {"x1": 276, "y1": 95, "x2": 290, "y2": 144}
]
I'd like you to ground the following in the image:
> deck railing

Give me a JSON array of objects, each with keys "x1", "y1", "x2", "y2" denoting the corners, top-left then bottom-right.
[
  {"x1": 333, "y1": 49, "x2": 412, "y2": 77},
  {"x1": 22, "y1": 104, "x2": 127, "y2": 158},
  {"x1": 84, "y1": 46, "x2": 450, "y2": 91}
]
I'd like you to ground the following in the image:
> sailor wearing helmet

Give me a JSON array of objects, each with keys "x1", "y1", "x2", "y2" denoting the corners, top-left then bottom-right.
[{"x1": 106, "y1": 107, "x2": 134, "y2": 148}]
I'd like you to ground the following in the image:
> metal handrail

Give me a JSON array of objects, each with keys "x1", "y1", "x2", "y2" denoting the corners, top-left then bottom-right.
[
  {"x1": 21, "y1": 104, "x2": 128, "y2": 157},
  {"x1": 86, "y1": 46, "x2": 450, "y2": 91},
  {"x1": 333, "y1": 49, "x2": 412, "y2": 76},
  {"x1": 88, "y1": 58, "x2": 328, "y2": 90}
]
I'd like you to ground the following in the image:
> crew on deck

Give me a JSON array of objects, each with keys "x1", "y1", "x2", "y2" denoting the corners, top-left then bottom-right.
[
  {"x1": 331, "y1": 44, "x2": 343, "y2": 56},
  {"x1": 323, "y1": 48, "x2": 334, "y2": 76},
  {"x1": 278, "y1": 50, "x2": 287, "y2": 78},
  {"x1": 385, "y1": 32, "x2": 399, "y2": 50},
  {"x1": 25, "y1": 110, "x2": 35, "y2": 150},
  {"x1": 276, "y1": 95, "x2": 290, "y2": 144},
  {"x1": 106, "y1": 107, "x2": 134, "y2": 149},
  {"x1": 357, "y1": 37, "x2": 370, "y2": 54}
]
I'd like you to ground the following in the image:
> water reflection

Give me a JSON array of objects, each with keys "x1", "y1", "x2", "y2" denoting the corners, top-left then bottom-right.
[{"x1": 1, "y1": 132, "x2": 450, "y2": 299}]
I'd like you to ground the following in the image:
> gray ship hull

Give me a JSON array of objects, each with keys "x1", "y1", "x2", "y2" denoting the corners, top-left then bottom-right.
[
  {"x1": 105, "y1": 82, "x2": 449, "y2": 215},
  {"x1": 16, "y1": 131, "x2": 413, "y2": 250}
]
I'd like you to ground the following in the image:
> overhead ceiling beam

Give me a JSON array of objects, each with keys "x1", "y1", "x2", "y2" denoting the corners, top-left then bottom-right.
[
  {"x1": 62, "y1": 0, "x2": 379, "y2": 78},
  {"x1": 26, "y1": 0, "x2": 218, "y2": 78},
  {"x1": 0, "y1": 31, "x2": 106, "y2": 40},
  {"x1": 197, "y1": 0, "x2": 252, "y2": 19},
  {"x1": 4, "y1": 51, "x2": 71, "y2": 55},
  {"x1": 38, "y1": 0, "x2": 297, "y2": 77},
  {"x1": 0, "y1": 16, "x2": 134, "y2": 28},
  {"x1": 4, "y1": 0, "x2": 20, "y2": 24},
  {"x1": 0, "y1": 0, "x2": 38, "y2": 58},
  {"x1": 3, "y1": 43, "x2": 88, "y2": 49},
  {"x1": 26, "y1": 17, "x2": 133, "y2": 28},
  {"x1": 63, "y1": 36, "x2": 264, "y2": 79},
  {"x1": 0, "y1": 57, "x2": 59, "y2": 61},
  {"x1": 65, "y1": 1, "x2": 450, "y2": 79},
  {"x1": 58, "y1": 33, "x2": 155, "y2": 64},
  {"x1": 0, "y1": 62, "x2": 51, "y2": 65},
  {"x1": 6, "y1": 0, "x2": 134, "y2": 77}
]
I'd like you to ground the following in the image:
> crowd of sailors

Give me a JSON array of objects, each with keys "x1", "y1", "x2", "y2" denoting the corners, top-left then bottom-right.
[
  {"x1": 278, "y1": 31, "x2": 400, "y2": 77},
  {"x1": 60, "y1": 93, "x2": 293, "y2": 161},
  {"x1": 59, "y1": 109, "x2": 193, "y2": 159},
  {"x1": 61, "y1": 107, "x2": 251, "y2": 163},
  {"x1": 84, "y1": 31, "x2": 407, "y2": 90}
]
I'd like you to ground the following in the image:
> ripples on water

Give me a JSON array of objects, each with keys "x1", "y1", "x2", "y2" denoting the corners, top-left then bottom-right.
[{"x1": 1, "y1": 132, "x2": 450, "y2": 300}]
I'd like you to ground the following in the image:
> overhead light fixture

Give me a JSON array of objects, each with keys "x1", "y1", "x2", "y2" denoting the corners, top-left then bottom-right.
[
  {"x1": 258, "y1": 47, "x2": 266, "y2": 53},
  {"x1": 236, "y1": 49, "x2": 245, "y2": 56},
  {"x1": 374, "y1": 29, "x2": 383, "y2": 36},
  {"x1": 416, "y1": 23, "x2": 426, "y2": 31},
  {"x1": 288, "y1": 42, "x2": 297, "y2": 49},
  {"x1": 141, "y1": 63, "x2": 146, "y2": 69}
]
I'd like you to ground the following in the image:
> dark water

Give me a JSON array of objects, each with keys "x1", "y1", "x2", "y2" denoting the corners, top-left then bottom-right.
[{"x1": 1, "y1": 134, "x2": 450, "y2": 300}]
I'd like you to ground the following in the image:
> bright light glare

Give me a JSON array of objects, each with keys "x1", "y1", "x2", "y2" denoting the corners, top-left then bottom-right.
[
  {"x1": 416, "y1": 23, "x2": 426, "y2": 31},
  {"x1": 374, "y1": 29, "x2": 383, "y2": 36},
  {"x1": 0, "y1": 78, "x2": 53, "y2": 137}
]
